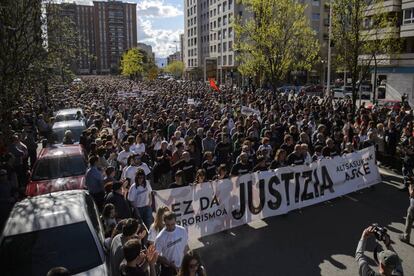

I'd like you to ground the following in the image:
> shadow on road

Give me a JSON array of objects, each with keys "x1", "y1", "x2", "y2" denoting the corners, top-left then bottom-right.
[{"x1": 194, "y1": 171, "x2": 413, "y2": 276}]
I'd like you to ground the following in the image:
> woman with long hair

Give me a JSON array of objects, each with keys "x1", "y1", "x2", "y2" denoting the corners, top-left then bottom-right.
[
  {"x1": 269, "y1": 149, "x2": 287, "y2": 169},
  {"x1": 178, "y1": 251, "x2": 206, "y2": 276},
  {"x1": 127, "y1": 168, "x2": 154, "y2": 229},
  {"x1": 147, "y1": 207, "x2": 169, "y2": 245},
  {"x1": 193, "y1": 169, "x2": 206, "y2": 185}
]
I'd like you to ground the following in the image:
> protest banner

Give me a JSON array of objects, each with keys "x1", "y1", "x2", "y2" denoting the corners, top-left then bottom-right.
[{"x1": 154, "y1": 147, "x2": 381, "y2": 240}]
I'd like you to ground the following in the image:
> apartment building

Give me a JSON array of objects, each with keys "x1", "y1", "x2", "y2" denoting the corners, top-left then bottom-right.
[
  {"x1": 167, "y1": 51, "x2": 182, "y2": 65},
  {"x1": 137, "y1": 43, "x2": 155, "y2": 62},
  {"x1": 94, "y1": 1, "x2": 137, "y2": 74},
  {"x1": 49, "y1": 0, "x2": 137, "y2": 74},
  {"x1": 365, "y1": 0, "x2": 414, "y2": 102},
  {"x1": 183, "y1": 0, "x2": 330, "y2": 84},
  {"x1": 184, "y1": 0, "x2": 243, "y2": 82}
]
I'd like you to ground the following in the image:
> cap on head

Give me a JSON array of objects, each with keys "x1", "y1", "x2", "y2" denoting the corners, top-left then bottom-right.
[{"x1": 378, "y1": 250, "x2": 399, "y2": 270}]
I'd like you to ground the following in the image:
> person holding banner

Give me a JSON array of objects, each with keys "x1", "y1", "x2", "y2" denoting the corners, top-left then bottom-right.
[{"x1": 155, "y1": 212, "x2": 189, "y2": 276}]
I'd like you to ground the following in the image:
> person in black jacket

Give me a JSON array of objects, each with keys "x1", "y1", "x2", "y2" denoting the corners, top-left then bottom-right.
[{"x1": 105, "y1": 181, "x2": 132, "y2": 220}]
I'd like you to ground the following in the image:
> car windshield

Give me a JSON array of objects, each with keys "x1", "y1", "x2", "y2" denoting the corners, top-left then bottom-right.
[
  {"x1": 55, "y1": 114, "x2": 78, "y2": 122},
  {"x1": 0, "y1": 222, "x2": 102, "y2": 276},
  {"x1": 32, "y1": 155, "x2": 86, "y2": 181},
  {"x1": 52, "y1": 127, "x2": 84, "y2": 143}
]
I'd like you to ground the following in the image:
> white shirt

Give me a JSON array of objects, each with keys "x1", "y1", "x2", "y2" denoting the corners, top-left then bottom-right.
[
  {"x1": 148, "y1": 225, "x2": 161, "y2": 243},
  {"x1": 155, "y1": 225, "x2": 188, "y2": 267},
  {"x1": 128, "y1": 181, "x2": 152, "y2": 208},
  {"x1": 122, "y1": 163, "x2": 151, "y2": 180},
  {"x1": 131, "y1": 143, "x2": 146, "y2": 155},
  {"x1": 117, "y1": 150, "x2": 132, "y2": 167}
]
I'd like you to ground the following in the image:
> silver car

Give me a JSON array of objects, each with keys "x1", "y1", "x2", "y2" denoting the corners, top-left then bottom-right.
[
  {"x1": 0, "y1": 190, "x2": 109, "y2": 276},
  {"x1": 55, "y1": 108, "x2": 84, "y2": 123}
]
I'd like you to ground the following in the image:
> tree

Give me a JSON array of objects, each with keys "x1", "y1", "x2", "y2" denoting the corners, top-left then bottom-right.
[
  {"x1": 120, "y1": 48, "x2": 144, "y2": 79},
  {"x1": 234, "y1": 0, "x2": 320, "y2": 91},
  {"x1": 0, "y1": 0, "x2": 44, "y2": 124},
  {"x1": 45, "y1": 2, "x2": 80, "y2": 83},
  {"x1": 332, "y1": 0, "x2": 400, "y2": 109},
  {"x1": 165, "y1": 61, "x2": 184, "y2": 79}
]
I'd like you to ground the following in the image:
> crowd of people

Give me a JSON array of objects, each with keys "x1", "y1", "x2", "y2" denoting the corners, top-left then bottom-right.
[{"x1": 1, "y1": 75, "x2": 414, "y2": 275}]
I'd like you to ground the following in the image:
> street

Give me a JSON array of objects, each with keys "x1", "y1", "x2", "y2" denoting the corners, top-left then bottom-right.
[{"x1": 191, "y1": 168, "x2": 414, "y2": 276}]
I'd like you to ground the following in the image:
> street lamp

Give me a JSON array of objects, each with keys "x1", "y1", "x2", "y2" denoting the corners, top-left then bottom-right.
[
  {"x1": 210, "y1": 28, "x2": 223, "y2": 85},
  {"x1": 326, "y1": 1, "x2": 333, "y2": 97}
]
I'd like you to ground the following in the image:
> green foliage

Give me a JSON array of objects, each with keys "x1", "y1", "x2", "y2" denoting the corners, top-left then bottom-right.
[
  {"x1": 234, "y1": 0, "x2": 320, "y2": 89},
  {"x1": 0, "y1": 0, "x2": 44, "y2": 118},
  {"x1": 165, "y1": 61, "x2": 185, "y2": 78},
  {"x1": 120, "y1": 48, "x2": 144, "y2": 78},
  {"x1": 332, "y1": 0, "x2": 401, "y2": 108},
  {"x1": 45, "y1": 3, "x2": 80, "y2": 83}
]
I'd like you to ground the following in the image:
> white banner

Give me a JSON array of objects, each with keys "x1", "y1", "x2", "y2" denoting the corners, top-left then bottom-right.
[{"x1": 154, "y1": 147, "x2": 381, "y2": 239}]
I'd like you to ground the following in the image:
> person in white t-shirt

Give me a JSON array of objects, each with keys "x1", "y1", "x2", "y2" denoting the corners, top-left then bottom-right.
[
  {"x1": 117, "y1": 141, "x2": 132, "y2": 168},
  {"x1": 130, "y1": 133, "x2": 146, "y2": 155},
  {"x1": 155, "y1": 211, "x2": 189, "y2": 276},
  {"x1": 127, "y1": 169, "x2": 154, "y2": 229},
  {"x1": 122, "y1": 155, "x2": 151, "y2": 183}
]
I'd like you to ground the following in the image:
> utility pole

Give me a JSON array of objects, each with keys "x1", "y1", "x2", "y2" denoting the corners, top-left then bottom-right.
[{"x1": 326, "y1": 1, "x2": 333, "y2": 97}]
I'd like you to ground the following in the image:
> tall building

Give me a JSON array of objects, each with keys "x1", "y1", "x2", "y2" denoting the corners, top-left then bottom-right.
[
  {"x1": 48, "y1": 0, "x2": 137, "y2": 74},
  {"x1": 94, "y1": 0, "x2": 137, "y2": 74},
  {"x1": 184, "y1": 0, "x2": 244, "y2": 82},
  {"x1": 137, "y1": 43, "x2": 155, "y2": 62},
  {"x1": 167, "y1": 51, "x2": 182, "y2": 65},
  {"x1": 361, "y1": 0, "x2": 414, "y2": 102},
  {"x1": 183, "y1": 0, "x2": 329, "y2": 83}
]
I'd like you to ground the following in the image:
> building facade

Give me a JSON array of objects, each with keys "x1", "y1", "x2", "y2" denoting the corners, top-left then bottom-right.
[
  {"x1": 184, "y1": 0, "x2": 243, "y2": 83},
  {"x1": 137, "y1": 42, "x2": 155, "y2": 62},
  {"x1": 362, "y1": 0, "x2": 414, "y2": 103},
  {"x1": 49, "y1": 0, "x2": 137, "y2": 75},
  {"x1": 183, "y1": 0, "x2": 330, "y2": 84},
  {"x1": 167, "y1": 51, "x2": 182, "y2": 65}
]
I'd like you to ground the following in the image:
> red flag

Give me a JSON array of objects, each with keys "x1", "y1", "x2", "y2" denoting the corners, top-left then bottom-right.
[{"x1": 209, "y1": 78, "x2": 220, "y2": 92}]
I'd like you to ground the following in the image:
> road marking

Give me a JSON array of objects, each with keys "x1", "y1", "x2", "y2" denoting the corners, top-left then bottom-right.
[{"x1": 345, "y1": 195, "x2": 358, "y2": 202}]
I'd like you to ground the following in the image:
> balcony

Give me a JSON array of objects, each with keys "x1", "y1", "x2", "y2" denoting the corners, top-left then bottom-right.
[
  {"x1": 365, "y1": 0, "x2": 401, "y2": 16},
  {"x1": 359, "y1": 53, "x2": 414, "y2": 67},
  {"x1": 402, "y1": 0, "x2": 414, "y2": 9},
  {"x1": 401, "y1": 23, "x2": 414, "y2": 37},
  {"x1": 361, "y1": 26, "x2": 400, "y2": 40}
]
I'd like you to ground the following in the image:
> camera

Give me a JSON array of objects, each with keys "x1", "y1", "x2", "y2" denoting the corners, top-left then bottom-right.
[{"x1": 371, "y1": 223, "x2": 389, "y2": 241}]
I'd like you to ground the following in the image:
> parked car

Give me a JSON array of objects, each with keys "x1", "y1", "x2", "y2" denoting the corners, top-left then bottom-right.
[
  {"x1": 55, "y1": 108, "x2": 84, "y2": 122},
  {"x1": 378, "y1": 99, "x2": 402, "y2": 110},
  {"x1": 26, "y1": 144, "x2": 87, "y2": 197},
  {"x1": 52, "y1": 120, "x2": 86, "y2": 144},
  {"x1": 0, "y1": 190, "x2": 108, "y2": 276},
  {"x1": 332, "y1": 88, "x2": 345, "y2": 99},
  {"x1": 343, "y1": 85, "x2": 372, "y2": 100}
]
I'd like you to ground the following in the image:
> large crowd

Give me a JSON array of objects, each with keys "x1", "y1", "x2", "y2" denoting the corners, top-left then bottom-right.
[{"x1": 1, "y1": 75, "x2": 414, "y2": 276}]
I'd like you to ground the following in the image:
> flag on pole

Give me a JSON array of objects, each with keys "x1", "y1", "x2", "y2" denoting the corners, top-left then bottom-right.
[{"x1": 209, "y1": 78, "x2": 220, "y2": 92}]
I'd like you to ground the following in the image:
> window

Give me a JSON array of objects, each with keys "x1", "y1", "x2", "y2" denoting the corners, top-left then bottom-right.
[
  {"x1": 218, "y1": 43, "x2": 221, "y2": 53},
  {"x1": 218, "y1": 17, "x2": 221, "y2": 27},
  {"x1": 229, "y1": 54, "x2": 233, "y2": 65},
  {"x1": 229, "y1": 27, "x2": 233, "y2": 38},
  {"x1": 312, "y1": 13, "x2": 320, "y2": 21},
  {"x1": 312, "y1": 0, "x2": 320, "y2": 6},
  {"x1": 218, "y1": 4, "x2": 221, "y2": 14},
  {"x1": 404, "y1": 8, "x2": 414, "y2": 24},
  {"x1": 223, "y1": 1, "x2": 227, "y2": 12},
  {"x1": 223, "y1": 29, "x2": 227, "y2": 39},
  {"x1": 223, "y1": 15, "x2": 227, "y2": 26},
  {"x1": 223, "y1": 42, "x2": 227, "y2": 52},
  {"x1": 0, "y1": 222, "x2": 102, "y2": 276},
  {"x1": 229, "y1": 41, "x2": 233, "y2": 50},
  {"x1": 223, "y1": 55, "x2": 227, "y2": 66}
]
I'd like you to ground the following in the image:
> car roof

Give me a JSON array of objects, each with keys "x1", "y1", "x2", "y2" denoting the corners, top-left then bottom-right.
[
  {"x1": 39, "y1": 144, "x2": 85, "y2": 158},
  {"x1": 2, "y1": 190, "x2": 88, "y2": 236},
  {"x1": 52, "y1": 120, "x2": 86, "y2": 129},
  {"x1": 56, "y1": 108, "x2": 83, "y2": 116}
]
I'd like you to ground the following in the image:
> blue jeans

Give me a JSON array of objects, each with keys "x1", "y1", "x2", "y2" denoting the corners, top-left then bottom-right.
[{"x1": 137, "y1": 206, "x2": 153, "y2": 229}]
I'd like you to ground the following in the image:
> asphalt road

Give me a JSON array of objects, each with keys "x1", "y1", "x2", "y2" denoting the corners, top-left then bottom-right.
[{"x1": 189, "y1": 168, "x2": 414, "y2": 276}]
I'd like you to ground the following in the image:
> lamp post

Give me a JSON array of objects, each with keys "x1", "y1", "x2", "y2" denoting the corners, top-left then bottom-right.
[
  {"x1": 326, "y1": 1, "x2": 333, "y2": 97},
  {"x1": 210, "y1": 28, "x2": 223, "y2": 85}
]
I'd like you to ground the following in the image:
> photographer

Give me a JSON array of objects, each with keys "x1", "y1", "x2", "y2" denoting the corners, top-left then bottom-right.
[{"x1": 356, "y1": 226, "x2": 403, "y2": 276}]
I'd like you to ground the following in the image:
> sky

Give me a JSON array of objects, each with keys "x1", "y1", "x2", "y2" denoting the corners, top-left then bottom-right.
[{"x1": 66, "y1": 0, "x2": 184, "y2": 58}]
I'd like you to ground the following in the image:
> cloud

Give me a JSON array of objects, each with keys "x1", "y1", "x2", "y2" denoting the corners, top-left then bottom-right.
[
  {"x1": 138, "y1": 18, "x2": 182, "y2": 58},
  {"x1": 137, "y1": 0, "x2": 183, "y2": 18}
]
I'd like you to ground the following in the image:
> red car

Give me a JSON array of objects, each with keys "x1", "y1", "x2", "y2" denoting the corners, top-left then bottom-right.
[{"x1": 26, "y1": 144, "x2": 87, "y2": 196}]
